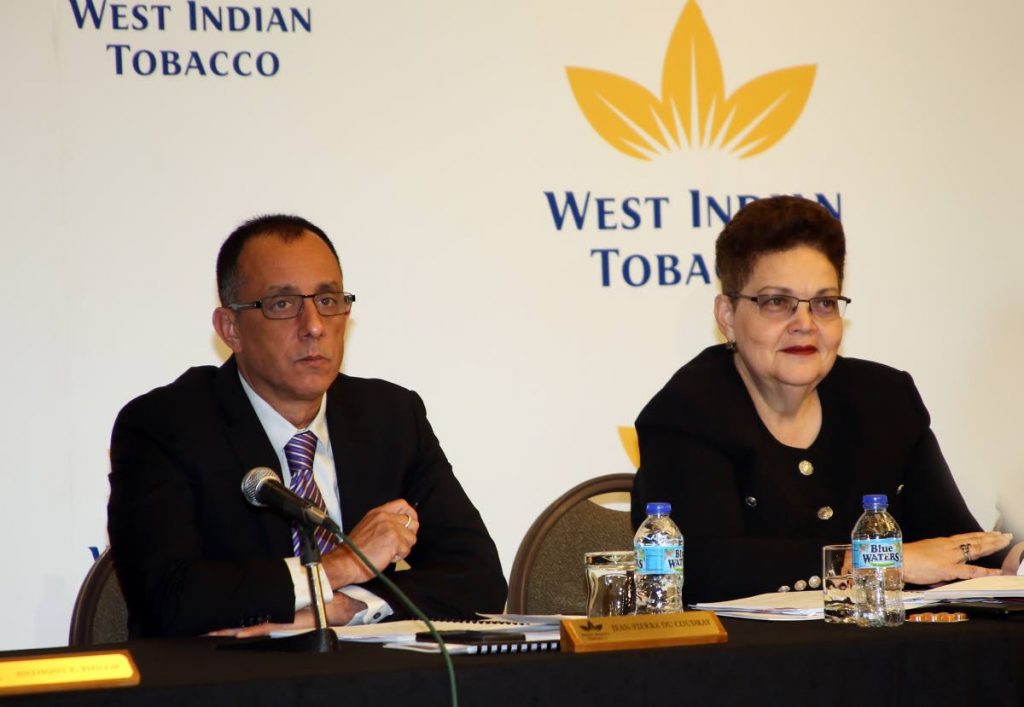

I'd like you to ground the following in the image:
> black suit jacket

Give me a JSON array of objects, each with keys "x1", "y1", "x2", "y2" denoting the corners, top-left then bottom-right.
[
  {"x1": 631, "y1": 344, "x2": 998, "y2": 604},
  {"x1": 108, "y1": 357, "x2": 507, "y2": 637}
]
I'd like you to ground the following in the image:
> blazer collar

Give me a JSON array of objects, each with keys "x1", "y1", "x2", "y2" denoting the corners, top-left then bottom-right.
[
  {"x1": 214, "y1": 356, "x2": 282, "y2": 478},
  {"x1": 324, "y1": 374, "x2": 370, "y2": 532},
  {"x1": 214, "y1": 356, "x2": 292, "y2": 554}
]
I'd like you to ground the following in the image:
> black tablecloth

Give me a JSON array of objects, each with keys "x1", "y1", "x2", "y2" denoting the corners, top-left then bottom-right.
[{"x1": 5, "y1": 616, "x2": 1023, "y2": 706}]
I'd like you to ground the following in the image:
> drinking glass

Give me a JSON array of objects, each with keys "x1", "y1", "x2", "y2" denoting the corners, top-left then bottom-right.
[
  {"x1": 823, "y1": 543, "x2": 857, "y2": 624},
  {"x1": 584, "y1": 550, "x2": 636, "y2": 618}
]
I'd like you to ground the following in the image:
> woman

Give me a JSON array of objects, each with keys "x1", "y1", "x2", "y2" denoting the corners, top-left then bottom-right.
[{"x1": 631, "y1": 196, "x2": 1022, "y2": 604}]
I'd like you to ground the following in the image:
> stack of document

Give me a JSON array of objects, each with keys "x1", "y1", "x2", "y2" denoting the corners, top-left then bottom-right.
[
  {"x1": 920, "y1": 575, "x2": 1024, "y2": 601},
  {"x1": 692, "y1": 591, "x2": 828, "y2": 621},
  {"x1": 692, "y1": 576, "x2": 1024, "y2": 621},
  {"x1": 273, "y1": 615, "x2": 566, "y2": 654},
  {"x1": 273, "y1": 618, "x2": 546, "y2": 642}
]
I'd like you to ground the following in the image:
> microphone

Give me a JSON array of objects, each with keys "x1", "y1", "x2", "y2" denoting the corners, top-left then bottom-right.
[
  {"x1": 241, "y1": 467, "x2": 341, "y2": 535},
  {"x1": 244, "y1": 472, "x2": 455, "y2": 698}
]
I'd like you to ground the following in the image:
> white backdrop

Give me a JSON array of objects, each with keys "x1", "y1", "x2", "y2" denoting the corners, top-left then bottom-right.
[{"x1": 2, "y1": 0, "x2": 1022, "y2": 650}]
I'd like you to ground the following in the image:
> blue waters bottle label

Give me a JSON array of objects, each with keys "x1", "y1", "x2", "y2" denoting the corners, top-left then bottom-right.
[
  {"x1": 852, "y1": 538, "x2": 903, "y2": 569},
  {"x1": 635, "y1": 544, "x2": 684, "y2": 575}
]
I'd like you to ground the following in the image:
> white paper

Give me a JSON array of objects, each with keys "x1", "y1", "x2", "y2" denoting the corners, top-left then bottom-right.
[
  {"x1": 692, "y1": 590, "x2": 825, "y2": 617},
  {"x1": 693, "y1": 589, "x2": 935, "y2": 621},
  {"x1": 922, "y1": 575, "x2": 1024, "y2": 600},
  {"x1": 385, "y1": 629, "x2": 563, "y2": 655},
  {"x1": 709, "y1": 610, "x2": 821, "y2": 622},
  {"x1": 477, "y1": 613, "x2": 579, "y2": 626},
  {"x1": 270, "y1": 619, "x2": 532, "y2": 642}
]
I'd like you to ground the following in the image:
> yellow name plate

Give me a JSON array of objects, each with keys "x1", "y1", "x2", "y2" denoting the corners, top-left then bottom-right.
[
  {"x1": 0, "y1": 650, "x2": 140, "y2": 696},
  {"x1": 560, "y1": 611, "x2": 727, "y2": 653}
]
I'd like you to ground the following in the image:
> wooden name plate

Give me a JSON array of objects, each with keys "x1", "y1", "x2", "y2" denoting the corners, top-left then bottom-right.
[
  {"x1": 560, "y1": 611, "x2": 727, "y2": 653},
  {"x1": 0, "y1": 650, "x2": 140, "y2": 696}
]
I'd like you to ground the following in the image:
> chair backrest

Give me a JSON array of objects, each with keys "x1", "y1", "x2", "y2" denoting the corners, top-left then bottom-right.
[
  {"x1": 68, "y1": 547, "x2": 129, "y2": 646},
  {"x1": 507, "y1": 473, "x2": 635, "y2": 615}
]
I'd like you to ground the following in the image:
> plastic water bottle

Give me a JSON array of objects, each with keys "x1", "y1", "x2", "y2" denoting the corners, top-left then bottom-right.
[
  {"x1": 633, "y1": 502, "x2": 684, "y2": 614},
  {"x1": 851, "y1": 494, "x2": 904, "y2": 627}
]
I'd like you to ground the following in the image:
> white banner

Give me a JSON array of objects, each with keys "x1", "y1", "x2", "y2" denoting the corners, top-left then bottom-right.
[{"x1": 1, "y1": 0, "x2": 1022, "y2": 649}]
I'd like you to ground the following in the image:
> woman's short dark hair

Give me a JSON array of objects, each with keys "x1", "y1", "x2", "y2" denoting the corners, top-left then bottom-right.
[
  {"x1": 715, "y1": 196, "x2": 846, "y2": 294},
  {"x1": 216, "y1": 214, "x2": 339, "y2": 305}
]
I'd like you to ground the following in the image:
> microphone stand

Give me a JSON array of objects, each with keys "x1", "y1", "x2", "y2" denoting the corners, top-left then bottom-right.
[
  {"x1": 220, "y1": 523, "x2": 338, "y2": 653},
  {"x1": 294, "y1": 524, "x2": 338, "y2": 653},
  {"x1": 222, "y1": 511, "x2": 456, "y2": 705},
  {"x1": 326, "y1": 526, "x2": 458, "y2": 707}
]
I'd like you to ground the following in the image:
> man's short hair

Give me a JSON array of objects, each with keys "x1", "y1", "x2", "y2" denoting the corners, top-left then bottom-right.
[{"x1": 216, "y1": 214, "x2": 340, "y2": 305}]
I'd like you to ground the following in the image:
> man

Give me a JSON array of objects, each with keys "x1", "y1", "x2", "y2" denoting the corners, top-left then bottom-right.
[{"x1": 108, "y1": 215, "x2": 507, "y2": 637}]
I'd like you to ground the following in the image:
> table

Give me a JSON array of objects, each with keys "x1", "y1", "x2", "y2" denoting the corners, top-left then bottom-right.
[{"x1": 5, "y1": 616, "x2": 1023, "y2": 706}]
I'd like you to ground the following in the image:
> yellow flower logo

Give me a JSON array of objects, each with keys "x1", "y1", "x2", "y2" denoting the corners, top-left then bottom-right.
[
  {"x1": 567, "y1": 1, "x2": 816, "y2": 160},
  {"x1": 618, "y1": 426, "x2": 640, "y2": 469}
]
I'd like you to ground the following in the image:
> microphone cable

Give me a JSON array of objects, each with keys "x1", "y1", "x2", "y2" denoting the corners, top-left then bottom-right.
[
  {"x1": 242, "y1": 467, "x2": 457, "y2": 705},
  {"x1": 329, "y1": 526, "x2": 458, "y2": 707}
]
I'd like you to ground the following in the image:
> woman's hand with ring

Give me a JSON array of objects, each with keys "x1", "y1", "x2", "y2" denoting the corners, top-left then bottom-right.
[{"x1": 903, "y1": 531, "x2": 1011, "y2": 585}]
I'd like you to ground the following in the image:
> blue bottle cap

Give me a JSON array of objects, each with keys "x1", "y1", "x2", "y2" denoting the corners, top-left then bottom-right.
[
  {"x1": 862, "y1": 494, "x2": 888, "y2": 508},
  {"x1": 646, "y1": 502, "x2": 671, "y2": 515}
]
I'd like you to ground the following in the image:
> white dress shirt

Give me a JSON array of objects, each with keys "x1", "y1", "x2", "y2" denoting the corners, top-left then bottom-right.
[{"x1": 239, "y1": 373, "x2": 393, "y2": 625}]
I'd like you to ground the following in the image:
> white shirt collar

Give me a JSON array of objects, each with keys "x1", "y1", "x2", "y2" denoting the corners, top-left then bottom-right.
[{"x1": 237, "y1": 372, "x2": 331, "y2": 465}]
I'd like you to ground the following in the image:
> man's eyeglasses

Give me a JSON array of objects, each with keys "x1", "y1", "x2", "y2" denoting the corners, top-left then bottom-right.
[
  {"x1": 730, "y1": 293, "x2": 851, "y2": 320},
  {"x1": 227, "y1": 292, "x2": 356, "y2": 320}
]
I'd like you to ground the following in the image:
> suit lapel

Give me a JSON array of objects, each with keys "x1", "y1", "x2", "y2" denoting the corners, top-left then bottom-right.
[
  {"x1": 215, "y1": 357, "x2": 293, "y2": 556},
  {"x1": 326, "y1": 375, "x2": 375, "y2": 533}
]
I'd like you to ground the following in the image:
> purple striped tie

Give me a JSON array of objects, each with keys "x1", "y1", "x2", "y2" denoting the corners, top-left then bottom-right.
[{"x1": 285, "y1": 431, "x2": 337, "y2": 557}]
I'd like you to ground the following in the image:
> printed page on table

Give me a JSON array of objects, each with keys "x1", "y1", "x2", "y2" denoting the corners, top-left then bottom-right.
[
  {"x1": 922, "y1": 576, "x2": 1024, "y2": 600},
  {"x1": 478, "y1": 613, "x2": 580, "y2": 626},
  {"x1": 386, "y1": 632, "x2": 562, "y2": 655},
  {"x1": 692, "y1": 590, "x2": 825, "y2": 618},
  {"x1": 270, "y1": 619, "x2": 533, "y2": 642},
  {"x1": 695, "y1": 589, "x2": 936, "y2": 620}
]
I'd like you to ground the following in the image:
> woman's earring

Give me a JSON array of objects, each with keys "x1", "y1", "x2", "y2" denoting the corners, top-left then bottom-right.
[{"x1": 725, "y1": 340, "x2": 737, "y2": 352}]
